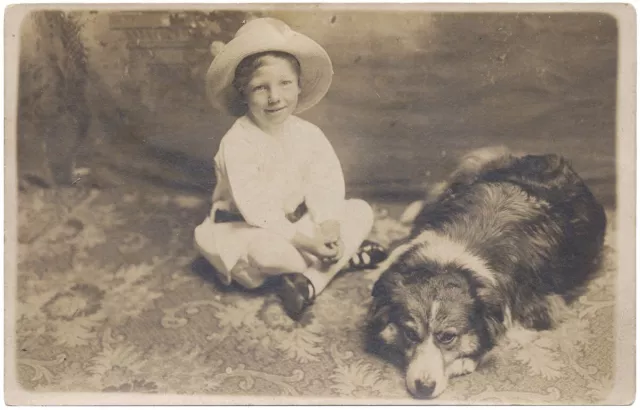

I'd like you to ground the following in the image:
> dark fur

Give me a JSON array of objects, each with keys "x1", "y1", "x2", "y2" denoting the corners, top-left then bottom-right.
[{"x1": 366, "y1": 149, "x2": 606, "y2": 399}]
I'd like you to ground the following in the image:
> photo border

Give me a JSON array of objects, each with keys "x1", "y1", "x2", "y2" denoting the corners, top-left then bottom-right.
[{"x1": 4, "y1": 2, "x2": 636, "y2": 405}]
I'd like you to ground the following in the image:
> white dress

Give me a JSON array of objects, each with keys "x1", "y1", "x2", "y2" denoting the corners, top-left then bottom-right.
[{"x1": 194, "y1": 115, "x2": 346, "y2": 287}]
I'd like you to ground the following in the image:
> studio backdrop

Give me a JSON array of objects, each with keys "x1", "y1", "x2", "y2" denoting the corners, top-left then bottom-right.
[{"x1": 17, "y1": 8, "x2": 617, "y2": 205}]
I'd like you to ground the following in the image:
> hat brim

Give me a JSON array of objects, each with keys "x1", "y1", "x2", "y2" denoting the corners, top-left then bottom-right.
[{"x1": 206, "y1": 30, "x2": 333, "y2": 116}]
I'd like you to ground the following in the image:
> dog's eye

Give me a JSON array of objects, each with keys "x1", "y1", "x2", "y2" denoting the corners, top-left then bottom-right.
[
  {"x1": 403, "y1": 327, "x2": 421, "y2": 343},
  {"x1": 435, "y1": 331, "x2": 457, "y2": 344}
]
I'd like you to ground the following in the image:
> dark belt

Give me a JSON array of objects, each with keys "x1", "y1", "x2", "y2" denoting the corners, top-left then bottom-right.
[{"x1": 214, "y1": 202, "x2": 308, "y2": 224}]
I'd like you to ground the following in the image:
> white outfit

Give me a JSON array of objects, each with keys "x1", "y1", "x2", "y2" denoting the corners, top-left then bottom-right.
[{"x1": 194, "y1": 115, "x2": 373, "y2": 290}]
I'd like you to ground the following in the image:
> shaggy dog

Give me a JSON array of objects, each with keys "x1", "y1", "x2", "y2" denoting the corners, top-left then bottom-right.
[{"x1": 366, "y1": 147, "x2": 606, "y2": 399}]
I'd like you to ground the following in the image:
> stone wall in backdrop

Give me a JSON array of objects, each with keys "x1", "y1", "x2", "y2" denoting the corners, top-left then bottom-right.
[{"x1": 17, "y1": 9, "x2": 254, "y2": 190}]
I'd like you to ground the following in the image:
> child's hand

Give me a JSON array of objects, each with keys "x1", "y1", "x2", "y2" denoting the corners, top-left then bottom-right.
[
  {"x1": 322, "y1": 238, "x2": 344, "y2": 265},
  {"x1": 310, "y1": 237, "x2": 340, "y2": 260},
  {"x1": 316, "y1": 220, "x2": 343, "y2": 264},
  {"x1": 318, "y1": 220, "x2": 341, "y2": 244},
  {"x1": 293, "y1": 232, "x2": 339, "y2": 260}
]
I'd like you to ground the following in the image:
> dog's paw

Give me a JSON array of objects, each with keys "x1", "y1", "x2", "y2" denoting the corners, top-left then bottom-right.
[{"x1": 446, "y1": 358, "x2": 478, "y2": 378}]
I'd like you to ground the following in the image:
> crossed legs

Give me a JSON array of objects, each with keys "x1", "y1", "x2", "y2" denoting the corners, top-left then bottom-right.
[
  {"x1": 244, "y1": 198, "x2": 374, "y2": 294},
  {"x1": 195, "y1": 198, "x2": 379, "y2": 319}
]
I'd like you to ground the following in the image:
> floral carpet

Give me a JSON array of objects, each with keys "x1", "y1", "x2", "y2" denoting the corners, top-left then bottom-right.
[{"x1": 12, "y1": 184, "x2": 618, "y2": 404}]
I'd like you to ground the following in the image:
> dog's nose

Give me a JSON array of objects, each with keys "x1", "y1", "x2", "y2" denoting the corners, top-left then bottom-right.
[{"x1": 414, "y1": 380, "x2": 436, "y2": 398}]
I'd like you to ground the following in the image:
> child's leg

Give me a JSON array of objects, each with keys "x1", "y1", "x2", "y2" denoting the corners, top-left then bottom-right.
[
  {"x1": 258, "y1": 200, "x2": 375, "y2": 320},
  {"x1": 245, "y1": 230, "x2": 309, "y2": 276},
  {"x1": 302, "y1": 198, "x2": 375, "y2": 294},
  {"x1": 195, "y1": 217, "x2": 309, "y2": 289},
  {"x1": 195, "y1": 203, "x2": 377, "y2": 320}
]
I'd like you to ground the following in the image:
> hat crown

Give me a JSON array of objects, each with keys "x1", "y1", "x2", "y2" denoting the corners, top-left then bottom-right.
[{"x1": 234, "y1": 18, "x2": 294, "y2": 40}]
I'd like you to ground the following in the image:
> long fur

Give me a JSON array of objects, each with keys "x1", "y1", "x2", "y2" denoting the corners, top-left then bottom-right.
[{"x1": 366, "y1": 146, "x2": 606, "y2": 399}]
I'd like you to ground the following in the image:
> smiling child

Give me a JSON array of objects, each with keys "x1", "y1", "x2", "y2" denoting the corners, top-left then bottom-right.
[{"x1": 195, "y1": 18, "x2": 388, "y2": 320}]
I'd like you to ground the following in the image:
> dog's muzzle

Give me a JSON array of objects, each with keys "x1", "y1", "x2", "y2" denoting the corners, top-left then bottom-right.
[{"x1": 405, "y1": 336, "x2": 448, "y2": 399}]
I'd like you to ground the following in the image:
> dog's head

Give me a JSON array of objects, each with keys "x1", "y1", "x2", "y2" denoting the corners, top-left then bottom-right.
[{"x1": 366, "y1": 258, "x2": 504, "y2": 399}]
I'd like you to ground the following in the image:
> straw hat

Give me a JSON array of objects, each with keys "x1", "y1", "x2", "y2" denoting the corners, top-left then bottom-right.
[{"x1": 205, "y1": 17, "x2": 334, "y2": 116}]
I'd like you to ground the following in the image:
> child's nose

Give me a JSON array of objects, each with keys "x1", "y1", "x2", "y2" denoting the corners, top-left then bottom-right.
[{"x1": 268, "y1": 87, "x2": 282, "y2": 103}]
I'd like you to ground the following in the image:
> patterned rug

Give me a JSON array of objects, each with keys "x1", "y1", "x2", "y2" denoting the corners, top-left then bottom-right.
[{"x1": 12, "y1": 184, "x2": 617, "y2": 404}]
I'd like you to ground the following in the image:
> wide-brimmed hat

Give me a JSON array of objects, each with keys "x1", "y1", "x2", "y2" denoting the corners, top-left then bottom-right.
[{"x1": 206, "y1": 17, "x2": 334, "y2": 116}]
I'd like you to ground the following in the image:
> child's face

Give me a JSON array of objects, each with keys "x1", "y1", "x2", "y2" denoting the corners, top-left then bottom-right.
[{"x1": 243, "y1": 55, "x2": 301, "y2": 132}]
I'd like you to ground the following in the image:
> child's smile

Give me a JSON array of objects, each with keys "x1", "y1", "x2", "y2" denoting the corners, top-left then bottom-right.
[{"x1": 244, "y1": 56, "x2": 301, "y2": 133}]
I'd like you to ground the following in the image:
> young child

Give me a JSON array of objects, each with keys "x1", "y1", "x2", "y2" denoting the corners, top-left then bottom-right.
[{"x1": 195, "y1": 17, "x2": 388, "y2": 320}]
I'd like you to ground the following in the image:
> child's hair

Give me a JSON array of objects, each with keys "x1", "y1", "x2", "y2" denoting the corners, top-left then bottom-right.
[{"x1": 232, "y1": 51, "x2": 302, "y2": 97}]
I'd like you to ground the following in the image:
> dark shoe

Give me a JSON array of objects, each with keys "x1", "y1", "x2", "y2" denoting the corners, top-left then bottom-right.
[
  {"x1": 347, "y1": 240, "x2": 389, "y2": 271},
  {"x1": 277, "y1": 273, "x2": 316, "y2": 321}
]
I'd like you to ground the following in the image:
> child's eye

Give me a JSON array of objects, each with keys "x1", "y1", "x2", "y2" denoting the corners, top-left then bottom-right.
[
  {"x1": 252, "y1": 85, "x2": 267, "y2": 92},
  {"x1": 281, "y1": 80, "x2": 293, "y2": 86}
]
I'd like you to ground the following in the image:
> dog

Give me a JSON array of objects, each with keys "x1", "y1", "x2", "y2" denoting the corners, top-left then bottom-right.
[{"x1": 366, "y1": 146, "x2": 607, "y2": 399}]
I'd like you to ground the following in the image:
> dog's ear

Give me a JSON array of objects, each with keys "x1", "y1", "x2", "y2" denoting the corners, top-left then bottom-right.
[
  {"x1": 461, "y1": 265, "x2": 502, "y2": 310},
  {"x1": 481, "y1": 301, "x2": 507, "y2": 344},
  {"x1": 366, "y1": 302, "x2": 391, "y2": 334},
  {"x1": 371, "y1": 268, "x2": 404, "y2": 299},
  {"x1": 368, "y1": 269, "x2": 403, "y2": 336},
  {"x1": 366, "y1": 301, "x2": 404, "y2": 353},
  {"x1": 464, "y1": 269, "x2": 508, "y2": 345},
  {"x1": 470, "y1": 286, "x2": 507, "y2": 346},
  {"x1": 368, "y1": 275, "x2": 392, "y2": 331},
  {"x1": 365, "y1": 298, "x2": 405, "y2": 365}
]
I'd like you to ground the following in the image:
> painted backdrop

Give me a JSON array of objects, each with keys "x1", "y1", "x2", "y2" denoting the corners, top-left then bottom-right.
[{"x1": 17, "y1": 8, "x2": 617, "y2": 205}]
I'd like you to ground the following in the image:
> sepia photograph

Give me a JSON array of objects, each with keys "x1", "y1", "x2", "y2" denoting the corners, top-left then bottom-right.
[{"x1": 4, "y1": 3, "x2": 636, "y2": 405}]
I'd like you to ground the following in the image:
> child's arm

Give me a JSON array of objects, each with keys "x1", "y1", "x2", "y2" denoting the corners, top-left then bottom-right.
[{"x1": 305, "y1": 128, "x2": 346, "y2": 234}]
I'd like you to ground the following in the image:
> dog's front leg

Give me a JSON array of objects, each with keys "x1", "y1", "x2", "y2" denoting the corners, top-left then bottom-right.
[{"x1": 445, "y1": 357, "x2": 478, "y2": 378}]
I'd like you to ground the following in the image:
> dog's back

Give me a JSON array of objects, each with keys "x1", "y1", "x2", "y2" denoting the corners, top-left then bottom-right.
[{"x1": 411, "y1": 153, "x2": 606, "y2": 329}]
